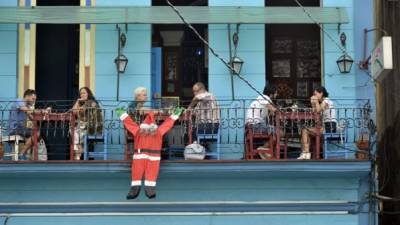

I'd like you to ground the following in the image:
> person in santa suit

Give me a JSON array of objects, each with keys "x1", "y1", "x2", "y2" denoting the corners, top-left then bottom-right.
[{"x1": 116, "y1": 107, "x2": 184, "y2": 199}]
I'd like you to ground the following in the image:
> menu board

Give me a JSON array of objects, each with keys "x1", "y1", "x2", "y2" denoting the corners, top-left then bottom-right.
[
  {"x1": 272, "y1": 38, "x2": 293, "y2": 54},
  {"x1": 297, "y1": 39, "x2": 320, "y2": 78},
  {"x1": 272, "y1": 59, "x2": 291, "y2": 78},
  {"x1": 166, "y1": 53, "x2": 178, "y2": 81},
  {"x1": 297, "y1": 40, "x2": 320, "y2": 57},
  {"x1": 297, "y1": 59, "x2": 320, "y2": 78},
  {"x1": 297, "y1": 81, "x2": 308, "y2": 97}
]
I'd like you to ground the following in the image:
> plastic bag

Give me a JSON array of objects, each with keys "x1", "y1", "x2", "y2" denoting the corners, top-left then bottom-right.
[
  {"x1": 37, "y1": 139, "x2": 48, "y2": 161},
  {"x1": 184, "y1": 141, "x2": 206, "y2": 160}
]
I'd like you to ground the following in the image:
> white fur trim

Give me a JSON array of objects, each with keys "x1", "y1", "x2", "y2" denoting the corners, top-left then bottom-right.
[
  {"x1": 170, "y1": 115, "x2": 179, "y2": 120},
  {"x1": 120, "y1": 113, "x2": 129, "y2": 121},
  {"x1": 133, "y1": 154, "x2": 160, "y2": 161},
  {"x1": 131, "y1": 181, "x2": 142, "y2": 186},
  {"x1": 144, "y1": 180, "x2": 156, "y2": 187},
  {"x1": 140, "y1": 123, "x2": 158, "y2": 130}
]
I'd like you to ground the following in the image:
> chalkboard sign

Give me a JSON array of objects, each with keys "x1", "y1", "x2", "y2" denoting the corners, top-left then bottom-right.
[
  {"x1": 297, "y1": 81, "x2": 308, "y2": 97},
  {"x1": 166, "y1": 53, "x2": 178, "y2": 81},
  {"x1": 297, "y1": 40, "x2": 319, "y2": 57},
  {"x1": 297, "y1": 59, "x2": 320, "y2": 78},
  {"x1": 272, "y1": 38, "x2": 293, "y2": 54},
  {"x1": 272, "y1": 59, "x2": 291, "y2": 78}
]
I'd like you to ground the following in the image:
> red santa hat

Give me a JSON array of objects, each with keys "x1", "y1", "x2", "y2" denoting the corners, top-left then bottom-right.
[{"x1": 140, "y1": 111, "x2": 158, "y2": 130}]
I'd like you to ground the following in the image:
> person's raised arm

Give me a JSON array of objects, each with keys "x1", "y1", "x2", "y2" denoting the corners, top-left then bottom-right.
[
  {"x1": 158, "y1": 107, "x2": 184, "y2": 136},
  {"x1": 117, "y1": 108, "x2": 140, "y2": 136},
  {"x1": 72, "y1": 98, "x2": 83, "y2": 115}
]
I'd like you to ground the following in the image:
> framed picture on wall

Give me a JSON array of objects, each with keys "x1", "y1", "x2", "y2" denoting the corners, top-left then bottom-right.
[
  {"x1": 272, "y1": 59, "x2": 291, "y2": 78},
  {"x1": 167, "y1": 83, "x2": 175, "y2": 93},
  {"x1": 166, "y1": 54, "x2": 178, "y2": 81},
  {"x1": 272, "y1": 38, "x2": 293, "y2": 54},
  {"x1": 312, "y1": 81, "x2": 321, "y2": 92},
  {"x1": 297, "y1": 81, "x2": 308, "y2": 97}
]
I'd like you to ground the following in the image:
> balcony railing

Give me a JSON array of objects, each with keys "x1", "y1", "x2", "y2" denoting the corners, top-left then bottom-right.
[{"x1": 0, "y1": 99, "x2": 374, "y2": 161}]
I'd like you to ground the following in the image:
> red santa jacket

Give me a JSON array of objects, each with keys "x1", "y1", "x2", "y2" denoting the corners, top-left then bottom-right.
[{"x1": 120, "y1": 112, "x2": 178, "y2": 151}]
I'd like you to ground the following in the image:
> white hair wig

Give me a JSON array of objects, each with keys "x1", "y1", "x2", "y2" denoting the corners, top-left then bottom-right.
[{"x1": 134, "y1": 86, "x2": 147, "y2": 97}]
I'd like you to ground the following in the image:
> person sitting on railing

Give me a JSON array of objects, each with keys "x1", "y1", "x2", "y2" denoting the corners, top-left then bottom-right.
[
  {"x1": 116, "y1": 107, "x2": 184, "y2": 199},
  {"x1": 245, "y1": 84, "x2": 278, "y2": 159},
  {"x1": 188, "y1": 82, "x2": 220, "y2": 137},
  {"x1": 7, "y1": 89, "x2": 41, "y2": 160},
  {"x1": 298, "y1": 86, "x2": 336, "y2": 160},
  {"x1": 71, "y1": 87, "x2": 103, "y2": 160}
]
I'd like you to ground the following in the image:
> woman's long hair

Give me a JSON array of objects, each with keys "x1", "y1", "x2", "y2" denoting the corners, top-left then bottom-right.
[{"x1": 79, "y1": 87, "x2": 99, "y2": 104}]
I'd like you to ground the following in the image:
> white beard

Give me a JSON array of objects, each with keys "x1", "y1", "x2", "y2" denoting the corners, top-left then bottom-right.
[{"x1": 139, "y1": 123, "x2": 158, "y2": 134}]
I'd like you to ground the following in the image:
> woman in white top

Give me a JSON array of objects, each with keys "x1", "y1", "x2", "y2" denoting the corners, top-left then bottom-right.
[
  {"x1": 298, "y1": 86, "x2": 336, "y2": 160},
  {"x1": 246, "y1": 85, "x2": 278, "y2": 159}
]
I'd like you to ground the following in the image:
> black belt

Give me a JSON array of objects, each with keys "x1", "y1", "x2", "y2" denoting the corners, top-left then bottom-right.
[{"x1": 134, "y1": 149, "x2": 160, "y2": 154}]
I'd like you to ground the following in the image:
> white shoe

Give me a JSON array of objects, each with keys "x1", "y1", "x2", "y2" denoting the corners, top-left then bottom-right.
[
  {"x1": 257, "y1": 146, "x2": 272, "y2": 159},
  {"x1": 297, "y1": 152, "x2": 311, "y2": 160}
]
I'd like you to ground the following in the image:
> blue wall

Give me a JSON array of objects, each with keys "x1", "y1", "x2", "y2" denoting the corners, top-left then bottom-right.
[
  {"x1": 322, "y1": 0, "x2": 357, "y2": 100},
  {"x1": 208, "y1": 0, "x2": 266, "y2": 100},
  {"x1": 0, "y1": 162, "x2": 371, "y2": 225},
  {"x1": 354, "y1": 0, "x2": 375, "y2": 113},
  {"x1": 0, "y1": 0, "x2": 17, "y2": 100},
  {"x1": 322, "y1": 0, "x2": 375, "y2": 111},
  {"x1": 95, "y1": 0, "x2": 151, "y2": 101}
]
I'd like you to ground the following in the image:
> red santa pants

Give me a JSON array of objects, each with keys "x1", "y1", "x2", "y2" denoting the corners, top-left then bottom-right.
[{"x1": 131, "y1": 150, "x2": 161, "y2": 187}]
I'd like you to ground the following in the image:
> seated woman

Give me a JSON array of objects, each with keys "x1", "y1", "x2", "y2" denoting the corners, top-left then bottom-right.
[
  {"x1": 298, "y1": 86, "x2": 336, "y2": 160},
  {"x1": 245, "y1": 84, "x2": 278, "y2": 159},
  {"x1": 71, "y1": 87, "x2": 103, "y2": 160}
]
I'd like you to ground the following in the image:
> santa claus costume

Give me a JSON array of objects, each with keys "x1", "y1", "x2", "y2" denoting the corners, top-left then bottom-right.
[{"x1": 119, "y1": 109, "x2": 182, "y2": 199}]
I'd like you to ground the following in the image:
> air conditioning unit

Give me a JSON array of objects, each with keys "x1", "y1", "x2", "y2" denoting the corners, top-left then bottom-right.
[{"x1": 371, "y1": 36, "x2": 393, "y2": 82}]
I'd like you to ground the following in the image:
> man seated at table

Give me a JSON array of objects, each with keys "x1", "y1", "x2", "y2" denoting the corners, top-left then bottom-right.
[
  {"x1": 188, "y1": 82, "x2": 220, "y2": 138},
  {"x1": 245, "y1": 84, "x2": 278, "y2": 159},
  {"x1": 7, "y1": 89, "x2": 45, "y2": 160}
]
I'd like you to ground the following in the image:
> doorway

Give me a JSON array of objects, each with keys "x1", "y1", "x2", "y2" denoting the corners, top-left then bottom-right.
[
  {"x1": 35, "y1": 0, "x2": 80, "y2": 160},
  {"x1": 36, "y1": 0, "x2": 80, "y2": 105},
  {"x1": 152, "y1": 0, "x2": 208, "y2": 104},
  {"x1": 265, "y1": 0, "x2": 321, "y2": 101}
]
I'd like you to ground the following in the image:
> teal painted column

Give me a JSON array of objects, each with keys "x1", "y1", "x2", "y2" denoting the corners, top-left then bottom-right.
[
  {"x1": 0, "y1": 0, "x2": 17, "y2": 100},
  {"x1": 95, "y1": 0, "x2": 151, "y2": 101},
  {"x1": 208, "y1": 0, "x2": 266, "y2": 100},
  {"x1": 322, "y1": 0, "x2": 356, "y2": 100}
]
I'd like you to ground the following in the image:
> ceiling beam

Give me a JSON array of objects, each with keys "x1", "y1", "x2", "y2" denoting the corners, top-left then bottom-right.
[{"x1": 0, "y1": 6, "x2": 349, "y2": 24}]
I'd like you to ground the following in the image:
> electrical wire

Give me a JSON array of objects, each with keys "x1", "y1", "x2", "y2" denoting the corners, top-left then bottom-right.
[
  {"x1": 164, "y1": 0, "x2": 280, "y2": 109},
  {"x1": 292, "y1": 0, "x2": 381, "y2": 85}
]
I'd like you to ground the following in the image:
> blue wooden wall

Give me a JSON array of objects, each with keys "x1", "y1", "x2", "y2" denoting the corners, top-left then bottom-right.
[
  {"x1": 208, "y1": 0, "x2": 266, "y2": 100},
  {"x1": 322, "y1": 0, "x2": 357, "y2": 100},
  {"x1": 0, "y1": 0, "x2": 17, "y2": 100},
  {"x1": 95, "y1": 0, "x2": 151, "y2": 101},
  {"x1": 0, "y1": 162, "x2": 371, "y2": 225},
  {"x1": 354, "y1": 0, "x2": 375, "y2": 114}
]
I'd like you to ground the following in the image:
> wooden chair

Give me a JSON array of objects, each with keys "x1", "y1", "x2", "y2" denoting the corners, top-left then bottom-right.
[
  {"x1": 1, "y1": 135, "x2": 25, "y2": 160},
  {"x1": 244, "y1": 124, "x2": 275, "y2": 160}
]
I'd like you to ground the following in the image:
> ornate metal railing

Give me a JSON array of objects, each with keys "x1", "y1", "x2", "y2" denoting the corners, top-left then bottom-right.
[{"x1": 0, "y1": 99, "x2": 374, "y2": 161}]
